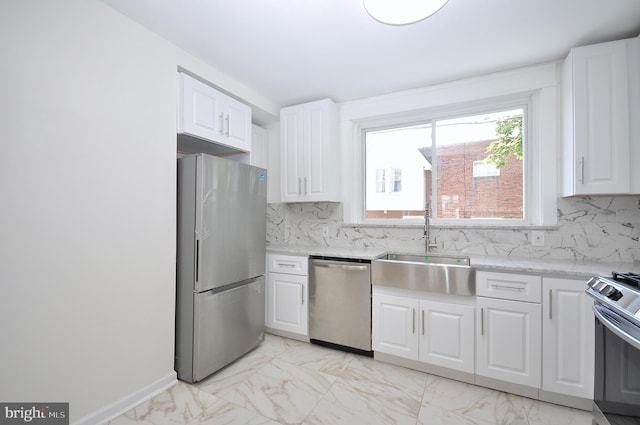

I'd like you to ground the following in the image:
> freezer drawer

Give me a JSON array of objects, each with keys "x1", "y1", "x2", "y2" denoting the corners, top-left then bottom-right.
[
  {"x1": 191, "y1": 277, "x2": 265, "y2": 382},
  {"x1": 309, "y1": 258, "x2": 372, "y2": 352}
]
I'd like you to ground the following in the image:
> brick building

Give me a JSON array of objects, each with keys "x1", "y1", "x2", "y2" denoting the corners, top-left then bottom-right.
[
  {"x1": 366, "y1": 139, "x2": 523, "y2": 219},
  {"x1": 425, "y1": 139, "x2": 523, "y2": 219}
]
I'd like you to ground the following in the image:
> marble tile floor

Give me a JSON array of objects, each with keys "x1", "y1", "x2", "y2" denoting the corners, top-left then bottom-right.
[{"x1": 108, "y1": 334, "x2": 592, "y2": 425}]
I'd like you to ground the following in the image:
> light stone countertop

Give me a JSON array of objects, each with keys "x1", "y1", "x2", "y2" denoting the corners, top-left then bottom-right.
[
  {"x1": 267, "y1": 244, "x2": 640, "y2": 278},
  {"x1": 267, "y1": 245, "x2": 388, "y2": 261}
]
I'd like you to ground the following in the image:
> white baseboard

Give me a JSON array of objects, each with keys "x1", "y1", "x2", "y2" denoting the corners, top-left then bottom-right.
[{"x1": 72, "y1": 371, "x2": 177, "y2": 425}]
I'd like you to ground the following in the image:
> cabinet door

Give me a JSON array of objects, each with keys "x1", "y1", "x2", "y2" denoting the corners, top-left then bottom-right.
[
  {"x1": 569, "y1": 40, "x2": 631, "y2": 194},
  {"x1": 542, "y1": 278, "x2": 594, "y2": 398},
  {"x1": 280, "y1": 105, "x2": 304, "y2": 202},
  {"x1": 476, "y1": 297, "x2": 541, "y2": 388},
  {"x1": 419, "y1": 300, "x2": 475, "y2": 374},
  {"x1": 301, "y1": 100, "x2": 335, "y2": 201},
  {"x1": 267, "y1": 272, "x2": 308, "y2": 336},
  {"x1": 180, "y1": 73, "x2": 221, "y2": 141},
  {"x1": 279, "y1": 99, "x2": 340, "y2": 203},
  {"x1": 223, "y1": 96, "x2": 252, "y2": 152},
  {"x1": 251, "y1": 124, "x2": 268, "y2": 169},
  {"x1": 372, "y1": 294, "x2": 419, "y2": 360}
]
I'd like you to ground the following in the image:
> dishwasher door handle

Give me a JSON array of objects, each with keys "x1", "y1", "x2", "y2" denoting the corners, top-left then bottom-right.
[{"x1": 315, "y1": 263, "x2": 369, "y2": 272}]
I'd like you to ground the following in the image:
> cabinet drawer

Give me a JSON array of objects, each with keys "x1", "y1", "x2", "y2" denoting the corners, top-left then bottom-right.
[
  {"x1": 476, "y1": 271, "x2": 541, "y2": 303},
  {"x1": 267, "y1": 254, "x2": 308, "y2": 276}
]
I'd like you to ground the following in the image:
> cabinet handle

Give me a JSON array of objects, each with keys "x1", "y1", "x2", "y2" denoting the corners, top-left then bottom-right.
[
  {"x1": 580, "y1": 156, "x2": 584, "y2": 184},
  {"x1": 549, "y1": 289, "x2": 553, "y2": 320},
  {"x1": 412, "y1": 308, "x2": 416, "y2": 334},
  {"x1": 304, "y1": 177, "x2": 307, "y2": 196},
  {"x1": 489, "y1": 284, "x2": 525, "y2": 292},
  {"x1": 481, "y1": 307, "x2": 484, "y2": 336},
  {"x1": 421, "y1": 310, "x2": 425, "y2": 336},
  {"x1": 225, "y1": 114, "x2": 230, "y2": 136},
  {"x1": 298, "y1": 178, "x2": 301, "y2": 196},
  {"x1": 219, "y1": 113, "x2": 224, "y2": 135},
  {"x1": 301, "y1": 284, "x2": 304, "y2": 305}
]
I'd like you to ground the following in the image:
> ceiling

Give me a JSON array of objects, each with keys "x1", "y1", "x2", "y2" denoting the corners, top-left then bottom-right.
[{"x1": 101, "y1": 0, "x2": 640, "y2": 115}]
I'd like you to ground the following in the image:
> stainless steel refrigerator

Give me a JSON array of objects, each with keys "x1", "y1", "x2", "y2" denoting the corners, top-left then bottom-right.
[{"x1": 175, "y1": 153, "x2": 267, "y2": 383}]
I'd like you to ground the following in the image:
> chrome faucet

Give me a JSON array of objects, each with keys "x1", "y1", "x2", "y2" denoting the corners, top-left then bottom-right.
[{"x1": 424, "y1": 201, "x2": 437, "y2": 252}]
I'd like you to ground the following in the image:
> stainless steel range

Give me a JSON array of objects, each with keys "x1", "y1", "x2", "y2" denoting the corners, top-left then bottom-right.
[{"x1": 586, "y1": 272, "x2": 640, "y2": 425}]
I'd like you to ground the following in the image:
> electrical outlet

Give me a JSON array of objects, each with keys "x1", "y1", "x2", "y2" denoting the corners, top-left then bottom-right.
[
  {"x1": 531, "y1": 231, "x2": 545, "y2": 247},
  {"x1": 322, "y1": 226, "x2": 329, "y2": 237}
]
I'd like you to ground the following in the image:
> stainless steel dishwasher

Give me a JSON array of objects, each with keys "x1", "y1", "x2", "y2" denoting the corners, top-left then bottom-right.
[{"x1": 309, "y1": 256, "x2": 372, "y2": 355}]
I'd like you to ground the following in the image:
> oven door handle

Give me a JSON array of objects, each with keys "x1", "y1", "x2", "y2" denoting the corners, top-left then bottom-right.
[{"x1": 593, "y1": 304, "x2": 640, "y2": 351}]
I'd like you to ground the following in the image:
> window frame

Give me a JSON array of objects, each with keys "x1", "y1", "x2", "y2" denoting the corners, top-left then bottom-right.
[
  {"x1": 339, "y1": 63, "x2": 558, "y2": 229},
  {"x1": 360, "y1": 98, "x2": 532, "y2": 226}
]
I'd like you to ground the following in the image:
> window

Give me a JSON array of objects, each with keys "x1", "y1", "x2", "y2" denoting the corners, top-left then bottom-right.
[
  {"x1": 391, "y1": 168, "x2": 402, "y2": 192},
  {"x1": 473, "y1": 160, "x2": 500, "y2": 177},
  {"x1": 364, "y1": 108, "x2": 524, "y2": 222},
  {"x1": 365, "y1": 125, "x2": 430, "y2": 219}
]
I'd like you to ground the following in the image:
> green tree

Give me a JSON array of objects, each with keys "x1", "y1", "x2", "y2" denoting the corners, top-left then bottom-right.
[{"x1": 485, "y1": 116, "x2": 522, "y2": 169}]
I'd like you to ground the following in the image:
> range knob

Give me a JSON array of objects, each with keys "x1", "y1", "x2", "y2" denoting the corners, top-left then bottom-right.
[
  {"x1": 609, "y1": 290, "x2": 623, "y2": 301},
  {"x1": 600, "y1": 285, "x2": 616, "y2": 297},
  {"x1": 600, "y1": 285, "x2": 623, "y2": 301}
]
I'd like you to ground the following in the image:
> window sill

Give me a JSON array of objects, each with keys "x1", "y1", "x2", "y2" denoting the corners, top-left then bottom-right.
[{"x1": 341, "y1": 222, "x2": 558, "y2": 231}]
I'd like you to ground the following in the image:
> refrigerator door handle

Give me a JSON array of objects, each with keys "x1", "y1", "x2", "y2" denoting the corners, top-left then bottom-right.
[{"x1": 195, "y1": 239, "x2": 200, "y2": 282}]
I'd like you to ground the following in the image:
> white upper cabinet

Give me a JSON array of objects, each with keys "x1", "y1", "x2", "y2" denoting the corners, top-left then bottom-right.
[
  {"x1": 280, "y1": 98, "x2": 340, "y2": 202},
  {"x1": 561, "y1": 37, "x2": 640, "y2": 196},
  {"x1": 178, "y1": 72, "x2": 252, "y2": 153},
  {"x1": 251, "y1": 124, "x2": 268, "y2": 169}
]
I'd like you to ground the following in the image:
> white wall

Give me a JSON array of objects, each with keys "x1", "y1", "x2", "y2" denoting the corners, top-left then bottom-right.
[{"x1": 0, "y1": 1, "x2": 177, "y2": 422}]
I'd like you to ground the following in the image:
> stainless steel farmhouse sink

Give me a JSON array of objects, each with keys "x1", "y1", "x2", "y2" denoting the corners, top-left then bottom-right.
[{"x1": 372, "y1": 253, "x2": 475, "y2": 296}]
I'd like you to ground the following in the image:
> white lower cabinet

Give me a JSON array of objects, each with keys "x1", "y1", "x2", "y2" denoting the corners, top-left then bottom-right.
[
  {"x1": 372, "y1": 290, "x2": 475, "y2": 374},
  {"x1": 372, "y1": 293, "x2": 419, "y2": 359},
  {"x1": 266, "y1": 254, "x2": 308, "y2": 336},
  {"x1": 267, "y1": 273, "x2": 307, "y2": 335},
  {"x1": 542, "y1": 277, "x2": 594, "y2": 399},
  {"x1": 374, "y1": 271, "x2": 593, "y2": 410},
  {"x1": 476, "y1": 296, "x2": 542, "y2": 388},
  {"x1": 419, "y1": 300, "x2": 475, "y2": 374}
]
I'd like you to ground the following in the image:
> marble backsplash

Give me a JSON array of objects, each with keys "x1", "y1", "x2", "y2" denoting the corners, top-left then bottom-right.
[{"x1": 267, "y1": 196, "x2": 640, "y2": 264}]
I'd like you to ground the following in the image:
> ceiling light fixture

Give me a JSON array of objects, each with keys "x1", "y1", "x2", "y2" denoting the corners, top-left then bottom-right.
[{"x1": 363, "y1": 0, "x2": 449, "y2": 25}]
